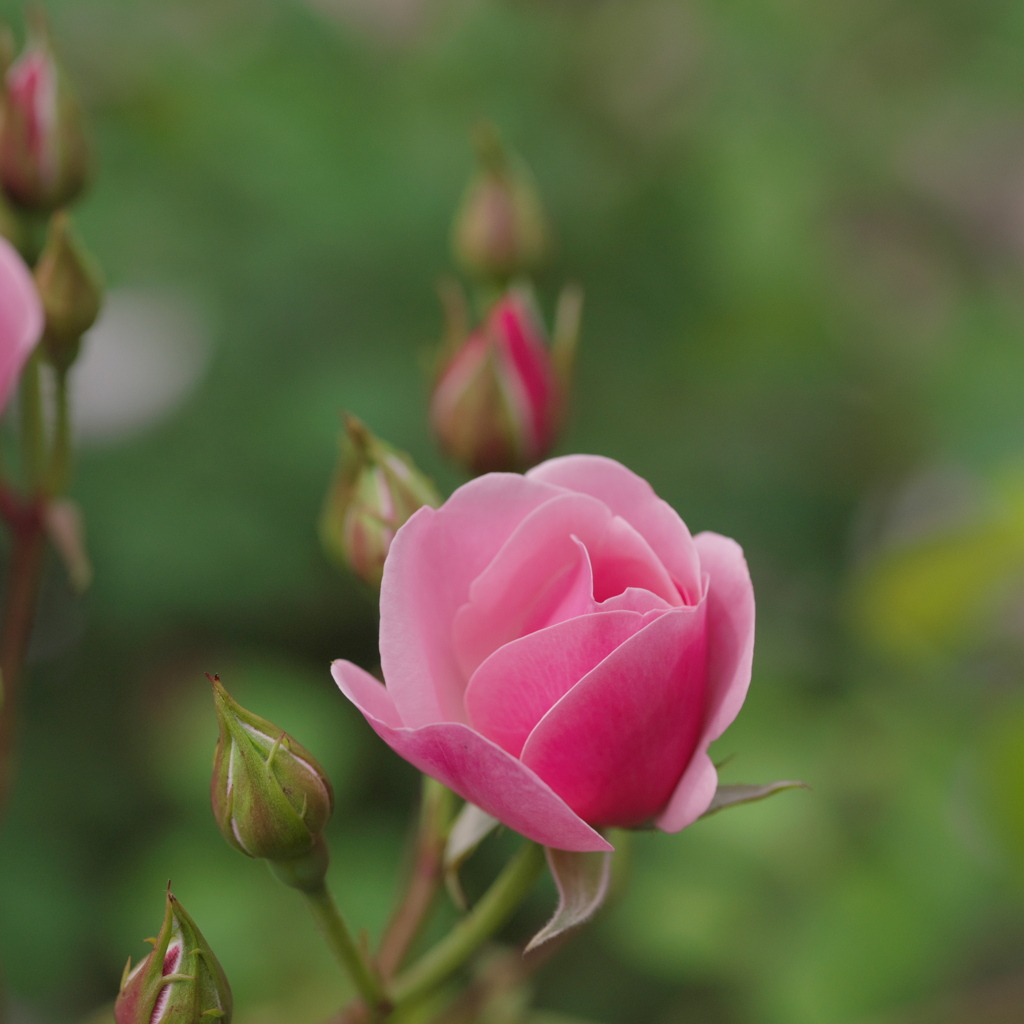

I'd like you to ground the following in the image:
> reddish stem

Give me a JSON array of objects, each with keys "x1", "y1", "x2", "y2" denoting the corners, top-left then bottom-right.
[
  {"x1": 0, "y1": 487, "x2": 46, "y2": 811},
  {"x1": 377, "y1": 782, "x2": 452, "y2": 980}
]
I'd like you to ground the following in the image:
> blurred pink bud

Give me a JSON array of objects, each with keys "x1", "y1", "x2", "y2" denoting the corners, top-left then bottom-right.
[
  {"x1": 0, "y1": 233, "x2": 43, "y2": 411},
  {"x1": 430, "y1": 288, "x2": 567, "y2": 475},
  {"x1": 320, "y1": 416, "x2": 441, "y2": 589},
  {"x1": 451, "y1": 123, "x2": 549, "y2": 282},
  {"x1": 0, "y1": 10, "x2": 89, "y2": 212},
  {"x1": 115, "y1": 889, "x2": 232, "y2": 1024}
]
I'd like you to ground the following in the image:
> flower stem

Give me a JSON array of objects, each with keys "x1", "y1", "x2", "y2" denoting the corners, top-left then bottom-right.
[
  {"x1": 377, "y1": 776, "x2": 455, "y2": 979},
  {"x1": 47, "y1": 367, "x2": 72, "y2": 496},
  {"x1": 18, "y1": 352, "x2": 46, "y2": 493},
  {"x1": 303, "y1": 883, "x2": 391, "y2": 1015},
  {"x1": 390, "y1": 840, "x2": 545, "y2": 1012},
  {"x1": 0, "y1": 496, "x2": 46, "y2": 810}
]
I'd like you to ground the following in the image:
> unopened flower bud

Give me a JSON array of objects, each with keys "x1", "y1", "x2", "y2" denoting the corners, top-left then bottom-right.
[
  {"x1": 320, "y1": 416, "x2": 441, "y2": 589},
  {"x1": 115, "y1": 889, "x2": 232, "y2": 1024},
  {"x1": 451, "y1": 123, "x2": 549, "y2": 283},
  {"x1": 210, "y1": 676, "x2": 334, "y2": 889},
  {"x1": 34, "y1": 211, "x2": 102, "y2": 370},
  {"x1": 430, "y1": 287, "x2": 570, "y2": 475},
  {"x1": 0, "y1": 9, "x2": 89, "y2": 212}
]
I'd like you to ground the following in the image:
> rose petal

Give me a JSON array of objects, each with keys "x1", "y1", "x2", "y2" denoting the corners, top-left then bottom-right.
[
  {"x1": 521, "y1": 603, "x2": 708, "y2": 828},
  {"x1": 333, "y1": 660, "x2": 612, "y2": 852},
  {"x1": 453, "y1": 494, "x2": 682, "y2": 680},
  {"x1": 598, "y1": 587, "x2": 672, "y2": 615},
  {"x1": 590, "y1": 515, "x2": 681, "y2": 606},
  {"x1": 527, "y1": 455, "x2": 702, "y2": 603},
  {"x1": 464, "y1": 610, "x2": 649, "y2": 756},
  {"x1": 380, "y1": 473, "x2": 563, "y2": 727},
  {"x1": 0, "y1": 236, "x2": 43, "y2": 413},
  {"x1": 452, "y1": 492, "x2": 612, "y2": 679},
  {"x1": 655, "y1": 532, "x2": 755, "y2": 832}
]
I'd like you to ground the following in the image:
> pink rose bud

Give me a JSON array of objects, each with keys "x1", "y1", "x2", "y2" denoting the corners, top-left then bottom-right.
[
  {"x1": 115, "y1": 889, "x2": 232, "y2": 1024},
  {"x1": 34, "y1": 210, "x2": 102, "y2": 371},
  {"x1": 451, "y1": 123, "x2": 549, "y2": 283},
  {"x1": 320, "y1": 416, "x2": 441, "y2": 589},
  {"x1": 0, "y1": 9, "x2": 89, "y2": 213},
  {"x1": 0, "y1": 232, "x2": 43, "y2": 412},
  {"x1": 430, "y1": 288, "x2": 567, "y2": 475},
  {"x1": 210, "y1": 676, "x2": 334, "y2": 891},
  {"x1": 333, "y1": 456, "x2": 755, "y2": 852}
]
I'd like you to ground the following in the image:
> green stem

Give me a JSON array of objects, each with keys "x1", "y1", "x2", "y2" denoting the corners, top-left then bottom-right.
[
  {"x1": 18, "y1": 352, "x2": 45, "y2": 493},
  {"x1": 391, "y1": 840, "x2": 545, "y2": 1011},
  {"x1": 47, "y1": 367, "x2": 71, "y2": 496},
  {"x1": 303, "y1": 883, "x2": 391, "y2": 1015}
]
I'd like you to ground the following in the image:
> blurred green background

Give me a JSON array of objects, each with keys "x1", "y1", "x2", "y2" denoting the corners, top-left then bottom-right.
[{"x1": 2, "y1": 0, "x2": 1024, "y2": 1021}]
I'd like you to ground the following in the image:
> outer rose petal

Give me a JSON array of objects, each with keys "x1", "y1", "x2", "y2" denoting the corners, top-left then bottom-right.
[
  {"x1": 333, "y1": 660, "x2": 612, "y2": 852},
  {"x1": 380, "y1": 473, "x2": 563, "y2": 727},
  {"x1": 655, "y1": 532, "x2": 755, "y2": 833},
  {"x1": 0, "y1": 236, "x2": 43, "y2": 413},
  {"x1": 521, "y1": 602, "x2": 708, "y2": 828},
  {"x1": 527, "y1": 455, "x2": 702, "y2": 603}
]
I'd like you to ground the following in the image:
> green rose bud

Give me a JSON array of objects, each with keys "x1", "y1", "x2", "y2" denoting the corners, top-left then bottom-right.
[
  {"x1": 209, "y1": 675, "x2": 334, "y2": 890},
  {"x1": 115, "y1": 889, "x2": 232, "y2": 1024},
  {"x1": 33, "y1": 210, "x2": 102, "y2": 370},
  {"x1": 319, "y1": 415, "x2": 441, "y2": 589},
  {"x1": 451, "y1": 122, "x2": 549, "y2": 284}
]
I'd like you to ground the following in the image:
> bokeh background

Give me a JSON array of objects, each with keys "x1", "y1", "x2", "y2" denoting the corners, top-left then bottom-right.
[{"x1": 2, "y1": 0, "x2": 1024, "y2": 1021}]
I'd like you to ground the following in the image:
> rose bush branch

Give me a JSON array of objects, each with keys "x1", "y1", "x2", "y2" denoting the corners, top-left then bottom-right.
[
  {"x1": 390, "y1": 840, "x2": 546, "y2": 1012},
  {"x1": 377, "y1": 776, "x2": 457, "y2": 980}
]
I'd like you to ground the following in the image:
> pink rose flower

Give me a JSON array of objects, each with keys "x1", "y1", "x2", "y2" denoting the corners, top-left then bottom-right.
[
  {"x1": 0, "y1": 235, "x2": 44, "y2": 412},
  {"x1": 333, "y1": 455, "x2": 754, "y2": 852}
]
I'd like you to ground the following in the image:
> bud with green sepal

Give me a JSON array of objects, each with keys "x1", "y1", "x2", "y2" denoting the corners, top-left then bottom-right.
[
  {"x1": 429, "y1": 285, "x2": 580, "y2": 475},
  {"x1": 115, "y1": 888, "x2": 232, "y2": 1024},
  {"x1": 320, "y1": 415, "x2": 441, "y2": 589},
  {"x1": 451, "y1": 122, "x2": 549, "y2": 285},
  {"x1": 209, "y1": 674, "x2": 334, "y2": 891},
  {"x1": 0, "y1": 7, "x2": 90, "y2": 214},
  {"x1": 34, "y1": 210, "x2": 102, "y2": 371}
]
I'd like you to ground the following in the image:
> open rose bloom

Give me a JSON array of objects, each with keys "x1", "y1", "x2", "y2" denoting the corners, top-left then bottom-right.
[{"x1": 333, "y1": 455, "x2": 754, "y2": 852}]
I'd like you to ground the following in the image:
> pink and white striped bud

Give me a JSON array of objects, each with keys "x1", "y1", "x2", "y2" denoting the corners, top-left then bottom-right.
[
  {"x1": 451, "y1": 123, "x2": 549, "y2": 283},
  {"x1": 320, "y1": 416, "x2": 441, "y2": 589},
  {"x1": 0, "y1": 10, "x2": 89, "y2": 212},
  {"x1": 429, "y1": 288, "x2": 568, "y2": 476},
  {"x1": 115, "y1": 889, "x2": 232, "y2": 1024},
  {"x1": 210, "y1": 676, "x2": 334, "y2": 891}
]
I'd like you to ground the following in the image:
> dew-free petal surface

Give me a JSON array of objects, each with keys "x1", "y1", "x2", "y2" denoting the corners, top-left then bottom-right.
[
  {"x1": 521, "y1": 603, "x2": 708, "y2": 827},
  {"x1": 527, "y1": 455, "x2": 702, "y2": 603},
  {"x1": 0, "y1": 236, "x2": 43, "y2": 413},
  {"x1": 452, "y1": 492, "x2": 613, "y2": 678},
  {"x1": 464, "y1": 610, "x2": 648, "y2": 756},
  {"x1": 333, "y1": 660, "x2": 612, "y2": 852},
  {"x1": 380, "y1": 473, "x2": 562, "y2": 727},
  {"x1": 656, "y1": 532, "x2": 755, "y2": 832}
]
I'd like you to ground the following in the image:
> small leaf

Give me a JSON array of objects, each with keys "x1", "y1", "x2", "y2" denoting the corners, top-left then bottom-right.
[
  {"x1": 525, "y1": 847, "x2": 612, "y2": 953},
  {"x1": 700, "y1": 780, "x2": 808, "y2": 819},
  {"x1": 444, "y1": 802, "x2": 500, "y2": 909}
]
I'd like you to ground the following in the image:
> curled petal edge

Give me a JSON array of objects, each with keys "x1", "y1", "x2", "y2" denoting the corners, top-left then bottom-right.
[{"x1": 332, "y1": 660, "x2": 613, "y2": 854}]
